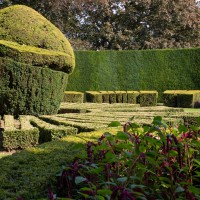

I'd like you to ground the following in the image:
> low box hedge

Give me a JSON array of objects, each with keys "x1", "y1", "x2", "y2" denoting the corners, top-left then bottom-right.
[
  {"x1": 62, "y1": 91, "x2": 84, "y2": 103},
  {"x1": 163, "y1": 90, "x2": 200, "y2": 108},
  {"x1": 115, "y1": 91, "x2": 124, "y2": 103},
  {"x1": 2, "y1": 115, "x2": 39, "y2": 151},
  {"x1": 99, "y1": 91, "x2": 110, "y2": 103},
  {"x1": 127, "y1": 91, "x2": 139, "y2": 104},
  {"x1": 85, "y1": 91, "x2": 102, "y2": 103},
  {"x1": 139, "y1": 91, "x2": 158, "y2": 107},
  {"x1": 177, "y1": 91, "x2": 200, "y2": 108},
  {"x1": 30, "y1": 116, "x2": 78, "y2": 143},
  {"x1": 107, "y1": 91, "x2": 117, "y2": 104},
  {"x1": 0, "y1": 128, "x2": 118, "y2": 199}
]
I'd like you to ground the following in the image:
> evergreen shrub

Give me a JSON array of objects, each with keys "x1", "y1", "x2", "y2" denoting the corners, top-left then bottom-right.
[
  {"x1": 99, "y1": 91, "x2": 110, "y2": 103},
  {"x1": 108, "y1": 91, "x2": 117, "y2": 104},
  {"x1": 85, "y1": 91, "x2": 102, "y2": 103},
  {"x1": 30, "y1": 116, "x2": 78, "y2": 143},
  {"x1": 2, "y1": 115, "x2": 39, "y2": 151},
  {"x1": 0, "y1": 5, "x2": 75, "y2": 73},
  {"x1": 67, "y1": 49, "x2": 200, "y2": 102},
  {"x1": 139, "y1": 91, "x2": 158, "y2": 107},
  {"x1": 0, "y1": 58, "x2": 68, "y2": 115},
  {"x1": 115, "y1": 91, "x2": 124, "y2": 103},
  {"x1": 0, "y1": 40, "x2": 73, "y2": 73},
  {"x1": 127, "y1": 91, "x2": 139, "y2": 104},
  {"x1": 163, "y1": 90, "x2": 200, "y2": 108},
  {"x1": 62, "y1": 91, "x2": 84, "y2": 103}
]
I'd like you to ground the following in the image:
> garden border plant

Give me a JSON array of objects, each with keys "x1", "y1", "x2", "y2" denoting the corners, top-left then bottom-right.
[{"x1": 48, "y1": 116, "x2": 200, "y2": 200}]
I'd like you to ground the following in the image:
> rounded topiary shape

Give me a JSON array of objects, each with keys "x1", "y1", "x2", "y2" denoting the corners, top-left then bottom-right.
[
  {"x1": 0, "y1": 5, "x2": 75, "y2": 73},
  {"x1": 0, "y1": 5, "x2": 75, "y2": 115}
]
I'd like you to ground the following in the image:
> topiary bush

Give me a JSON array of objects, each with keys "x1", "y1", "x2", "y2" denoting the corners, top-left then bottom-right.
[
  {"x1": 0, "y1": 5, "x2": 75, "y2": 73},
  {"x1": 0, "y1": 58, "x2": 68, "y2": 115},
  {"x1": 0, "y1": 5, "x2": 75, "y2": 115}
]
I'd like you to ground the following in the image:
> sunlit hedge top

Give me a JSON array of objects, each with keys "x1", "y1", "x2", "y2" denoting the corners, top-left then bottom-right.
[{"x1": 0, "y1": 5, "x2": 75, "y2": 73}]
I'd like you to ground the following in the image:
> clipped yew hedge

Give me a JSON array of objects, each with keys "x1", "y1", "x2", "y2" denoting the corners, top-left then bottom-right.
[
  {"x1": 163, "y1": 90, "x2": 200, "y2": 108},
  {"x1": 2, "y1": 115, "x2": 39, "y2": 151},
  {"x1": 30, "y1": 116, "x2": 78, "y2": 143},
  {"x1": 67, "y1": 48, "x2": 200, "y2": 101},
  {"x1": 0, "y1": 58, "x2": 68, "y2": 115},
  {"x1": 63, "y1": 91, "x2": 84, "y2": 103}
]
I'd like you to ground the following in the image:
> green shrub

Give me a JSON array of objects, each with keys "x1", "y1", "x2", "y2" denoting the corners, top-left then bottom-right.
[
  {"x1": 2, "y1": 115, "x2": 39, "y2": 151},
  {"x1": 62, "y1": 91, "x2": 84, "y2": 103},
  {"x1": 30, "y1": 116, "x2": 78, "y2": 143},
  {"x1": 177, "y1": 91, "x2": 200, "y2": 108},
  {"x1": 85, "y1": 91, "x2": 102, "y2": 103},
  {"x1": 0, "y1": 58, "x2": 68, "y2": 115},
  {"x1": 67, "y1": 49, "x2": 200, "y2": 102},
  {"x1": 107, "y1": 91, "x2": 117, "y2": 104},
  {"x1": 115, "y1": 91, "x2": 124, "y2": 103},
  {"x1": 163, "y1": 90, "x2": 200, "y2": 108},
  {"x1": 163, "y1": 90, "x2": 180, "y2": 107},
  {"x1": 139, "y1": 91, "x2": 158, "y2": 107},
  {"x1": 99, "y1": 91, "x2": 110, "y2": 103},
  {"x1": 127, "y1": 91, "x2": 139, "y2": 104},
  {"x1": 0, "y1": 128, "x2": 118, "y2": 199},
  {"x1": 0, "y1": 5, "x2": 75, "y2": 73},
  {"x1": 0, "y1": 40, "x2": 73, "y2": 73}
]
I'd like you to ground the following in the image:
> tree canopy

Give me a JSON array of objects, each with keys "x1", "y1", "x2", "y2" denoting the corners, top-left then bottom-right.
[{"x1": 1, "y1": 0, "x2": 199, "y2": 50}]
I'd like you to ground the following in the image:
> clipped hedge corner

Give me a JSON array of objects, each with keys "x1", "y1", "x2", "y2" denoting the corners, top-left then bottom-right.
[
  {"x1": 63, "y1": 91, "x2": 84, "y2": 103},
  {"x1": 85, "y1": 91, "x2": 102, "y2": 103},
  {"x1": 139, "y1": 91, "x2": 158, "y2": 107},
  {"x1": 163, "y1": 90, "x2": 200, "y2": 108},
  {"x1": 2, "y1": 115, "x2": 39, "y2": 151},
  {"x1": 127, "y1": 91, "x2": 139, "y2": 104},
  {"x1": 30, "y1": 116, "x2": 78, "y2": 143}
]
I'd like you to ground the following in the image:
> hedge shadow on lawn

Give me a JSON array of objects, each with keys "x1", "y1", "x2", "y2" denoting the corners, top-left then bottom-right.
[{"x1": 0, "y1": 129, "x2": 117, "y2": 200}]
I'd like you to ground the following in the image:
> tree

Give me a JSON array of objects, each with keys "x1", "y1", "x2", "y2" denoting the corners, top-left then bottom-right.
[
  {"x1": 1, "y1": 0, "x2": 199, "y2": 50},
  {"x1": 74, "y1": 0, "x2": 200, "y2": 49}
]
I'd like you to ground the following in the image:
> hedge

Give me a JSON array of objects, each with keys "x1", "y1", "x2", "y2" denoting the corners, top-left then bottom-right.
[
  {"x1": 30, "y1": 116, "x2": 78, "y2": 143},
  {"x1": 85, "y1": 91, "x2": 102, "y2": 103},
  {"x1": 0, "y1": 40, "x2": 73, "y2": 73},
  {"x1": 2, "y1": 115, "x2": 39, "y2": 151},
  {"x1": 0, "y1": 5, "x2": 75, "y2": 73},
  {"x1": 0, "y1": 128, "x2": 119, "y2": 199},
  {"x1": 0, "y1": 57, "x2": 68, "y2": 115},
  {"x1": 163, "y1": 90, "x2": 200, "y2": 108},
  {"x1": 67, "y1": 49, "x2": 200, "y2": 102},
  {"x1": 139, "y1": 91, "x2": 158, "y2": 107},
  {"x1": 62, "y1": 91, "x2": 84, "y2": 103}
]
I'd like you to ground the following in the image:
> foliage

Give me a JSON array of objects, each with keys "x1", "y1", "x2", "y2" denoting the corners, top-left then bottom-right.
[
  {"x1": 51, "y1": 116, "x2": 200, "y2": 200},
  {"x1": 3, "y1": 0, "x2": 200, "y2": 50},
  {"x1": 0, "y1": 5, "x2": 75, "y2": 73},
  {"x1": 0, "y1": 57, "x2": 68, "y2": 115},
  {"x1": 0, "y1": 40, "x2": 73, "y2": 73},
  {"x1": 67, "y1": 48, "x2": 200, "y2": 102},
  {"x1": 0, "y1": 128, "x2": 118, "y2": 200},
  {"x1": 2, "y1": 115, "x2": 39, "y2": 151}
]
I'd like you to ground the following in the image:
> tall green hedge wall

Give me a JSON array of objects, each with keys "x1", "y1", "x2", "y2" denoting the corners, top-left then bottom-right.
[
  {"x1": 0, "y1": 58, "x2": 68, "y2": 115},
  {"x1": 66, "y1": 48, "x2": 200, "y2": 101}
]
